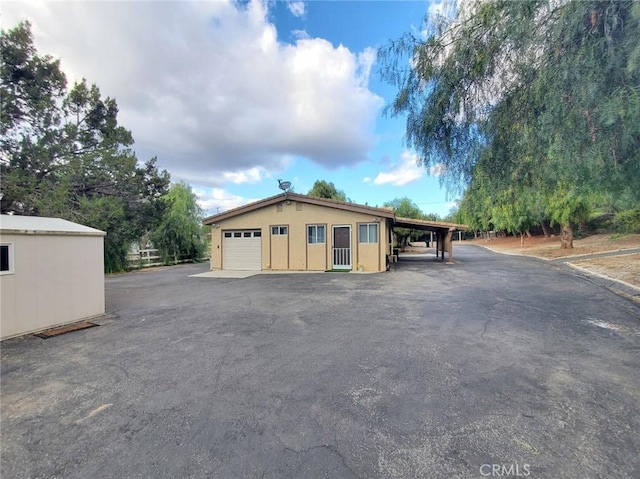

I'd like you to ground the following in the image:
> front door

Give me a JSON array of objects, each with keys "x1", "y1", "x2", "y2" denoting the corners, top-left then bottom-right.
[{"x1": 332, "y1": 226, "x2": 351, "y2": 270}]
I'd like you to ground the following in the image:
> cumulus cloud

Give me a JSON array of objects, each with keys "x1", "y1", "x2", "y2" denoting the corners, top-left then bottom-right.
[
  {"x1": 287, "y1": 1, "x2": 306, "y2": 18},
  {"x1": 194, "y1": 187, "x2": 260, "y2": 215},
  {"x1": 2, "y1": 0, "x2": 382, "y2": 181},
  {"x1": 291, "y1": 29, "x2": 310, "y2": 40},
  {"x1": 369, "y1": 150, "x2": 425, "y2": 186},
  {"x1": 221, "y1": 166, "x2": 269, "y2": 184}
]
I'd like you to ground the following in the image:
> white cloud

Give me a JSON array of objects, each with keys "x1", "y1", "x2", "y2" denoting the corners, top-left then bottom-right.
[
  {"x1": 222, "y1": 166, "x2": 269, "y2": 184},
  {"x1": 370, "y1": 150, "x2": 425, "y2": 186},
  {"x1": 2, "y1": 0, "x2": 382, "y2": 180},
  {"x1": 287, "y1": 1, "x2": 306, "y2": 18},
  {"x1": 429, "y1": 162, "x2": 447, "y2": 176},
  {"x1": 428, "y1": 0, "x2": 456, "y2": 20},
  {"x1": 292, "y1": 29, "x2": 310, "y2": 41},
  {"x1": 194, "y1": 188, "x2": 259, "y2": 215}
]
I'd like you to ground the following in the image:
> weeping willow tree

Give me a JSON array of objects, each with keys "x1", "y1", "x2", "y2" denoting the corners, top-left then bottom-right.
[
  {"x1": 380, "y1": 0, "x2": 640, "y2": 247},
  {"x1": 152, "y1": 182, "x2": 206, "y2": 264}
]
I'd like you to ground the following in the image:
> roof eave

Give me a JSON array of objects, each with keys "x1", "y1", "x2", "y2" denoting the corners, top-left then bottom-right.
[{"x1": 203, "y1": 193, "x2": 395, "y2": 225}]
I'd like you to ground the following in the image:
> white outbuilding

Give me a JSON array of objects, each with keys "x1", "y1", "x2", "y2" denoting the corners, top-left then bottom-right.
[{"x1": 0, "y1": 215, "x2": 106, "y2": 340}]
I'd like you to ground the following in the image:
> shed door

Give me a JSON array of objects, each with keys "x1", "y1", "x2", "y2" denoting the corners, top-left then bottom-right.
[{"x1": 223, "y1": 230, "x2": 262, "y2": 270}]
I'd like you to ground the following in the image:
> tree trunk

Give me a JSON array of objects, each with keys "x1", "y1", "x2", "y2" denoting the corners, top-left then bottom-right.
[
  {"x1": 474, "y1": 230, "x2": 478, "y2": 240},
  {"x1": 520, "y1": 232, "x2": 525, "y2": 247},
  {"x1": 560, "y1": 224, "x2": 574, "y2": 249},
  {"x1": 540, "y1": 220, "x2": 551, "y2": 238},
  {"x1": 525, "y1": 229, "x2": 532, "y2": 238}
]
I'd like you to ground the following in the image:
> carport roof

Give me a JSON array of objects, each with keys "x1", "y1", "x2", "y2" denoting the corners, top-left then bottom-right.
[
  {"x1": 203, "y1": 192, "x2": 396, "y2": 224},
  {"x1": 394, "y1": 216, "x2": 467, "y2": 233}
]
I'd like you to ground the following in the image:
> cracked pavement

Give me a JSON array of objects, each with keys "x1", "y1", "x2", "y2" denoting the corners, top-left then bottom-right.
[{"x1": 1, "y1": 245, "x2": 639, "y2": 478}]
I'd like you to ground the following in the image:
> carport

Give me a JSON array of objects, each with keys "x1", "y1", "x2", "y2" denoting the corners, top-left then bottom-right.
[{"x1": 393, "y1": 217, "x2": 466, "y2": 264}]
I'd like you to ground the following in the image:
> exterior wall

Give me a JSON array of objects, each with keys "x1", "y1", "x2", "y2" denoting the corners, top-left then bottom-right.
[
  {"x1": 209, "y1": 200, "x2": 391, "y2": 272},
  {"x1": 306, "y1": 223, "x2": 328, "y2": 271},
  {"x1": 270, "y1": 228, "x2": 289, "y2": 270},
  {"x1": 0, "y1": 233, "x2": 105, "y2": 340}
]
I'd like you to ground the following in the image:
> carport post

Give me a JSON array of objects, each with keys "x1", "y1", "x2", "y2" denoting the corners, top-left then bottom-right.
[
  {"x1": 446, "y1": 229, "x2": 454, "y2": 264},
  {"x1": 435, "y1": 232, "x2": 439, "y2": 258},
  {"x1": 440, "y1": 232, "x2": 446, "y2": 261}
]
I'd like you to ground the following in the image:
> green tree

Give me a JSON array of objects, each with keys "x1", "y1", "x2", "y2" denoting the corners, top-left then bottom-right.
[
  {"x1": 490, "y1": 187, "x2": 538, "y2": 246},
  {"x1": 385, "y1": 197, "x2": 422, "y2": 218},
  {"x1": 308, "y1": 180, "x2": 348, "y2": 201},
  {"x1": 152, "y1": 182, "x2": 205, "y2": 264},
  {"x1": 380, "y1": 0, "x2": 640, "y2": 248},
  {"x1": 0, "y1": 21, "x2": 170, "y2": 271},
  {"x1": 384, "y1": 197, "x2": 424, "y2": 247},
  {"x1": 458, "y1": 166, "x2": 494, "y2": 236}
]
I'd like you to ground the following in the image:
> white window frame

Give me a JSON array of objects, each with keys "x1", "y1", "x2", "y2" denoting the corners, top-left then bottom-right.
[
  {"x1": 0, "y1": 243, "x2": 15, "y2": 275},
  {"x1": 271, "y1": 226, "x2": 288, "y2": 236},
  {"x1": 359, "y1": 223, "x2": 379, "y2": 244},
  {"x1": 307, "y1": 225, "x2": 326, "y2": 244}
]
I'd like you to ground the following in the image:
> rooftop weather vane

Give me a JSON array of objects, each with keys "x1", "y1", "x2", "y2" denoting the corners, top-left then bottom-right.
[{"x1": 278, "y1": 179, "x2": 292, "y2": 192}]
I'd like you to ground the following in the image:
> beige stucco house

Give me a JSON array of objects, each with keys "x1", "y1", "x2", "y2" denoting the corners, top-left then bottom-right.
[
  {"x1": 203, "y1": 193, "x2": 462, "y2": 273},
  {"x1": 0, "y1": 215, "x2": 106, "y2": 340}
]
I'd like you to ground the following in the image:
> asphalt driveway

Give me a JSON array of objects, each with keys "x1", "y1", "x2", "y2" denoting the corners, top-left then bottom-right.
[{"x1": 1, "y1": 245, "x2": 639, "y2": 478}]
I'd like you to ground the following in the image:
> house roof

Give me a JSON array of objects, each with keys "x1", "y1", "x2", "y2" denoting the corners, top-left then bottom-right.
[
  {"x1": 203, "y1": 192, "x2": 396, "y2": 225},
  {"x1": 0, "y1": 215, "x2": 106, "y2": 237}
]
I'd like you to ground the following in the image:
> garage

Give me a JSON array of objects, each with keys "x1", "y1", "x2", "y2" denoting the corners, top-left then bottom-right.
[{"x1": 222, "y1": 230, "x2": 261, "y2": 270}]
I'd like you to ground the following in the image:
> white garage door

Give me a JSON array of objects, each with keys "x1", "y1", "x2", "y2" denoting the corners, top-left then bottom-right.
[{"x1": 223, "y1": 230, "x2": 262, "y2": 270}]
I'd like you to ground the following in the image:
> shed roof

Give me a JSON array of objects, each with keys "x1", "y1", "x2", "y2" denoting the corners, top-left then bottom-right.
[
  {"x1": 0, "y1": 215, "x2": 106, "y2": 237},
  {"x1": 203, "y1": 192, "x2": 396, "y2": 225}
]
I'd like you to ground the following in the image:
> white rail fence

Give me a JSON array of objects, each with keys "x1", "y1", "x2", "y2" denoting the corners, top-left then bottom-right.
[
  {"x1": 127, "y1": 249, "x2": 194, "y2": 268},
  {"x1": 126, "y1": 249, "x2": 163, "y2": 268},
  {"x1": 127, "y1": 248, "x2": 209, "y2": 269}
]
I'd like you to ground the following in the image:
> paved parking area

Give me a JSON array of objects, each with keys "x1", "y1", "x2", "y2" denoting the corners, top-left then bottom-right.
[{"x1": 2, "y1": 245, "x2": 639, "y2": 478}]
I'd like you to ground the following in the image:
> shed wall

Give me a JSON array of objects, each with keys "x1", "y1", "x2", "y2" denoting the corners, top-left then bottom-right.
[{"x1": 0, "y1": 233, "x2": 105, "y2": 339}]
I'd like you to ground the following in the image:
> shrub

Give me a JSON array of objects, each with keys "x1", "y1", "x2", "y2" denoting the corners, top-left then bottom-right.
[
  {"x1": 612, "y1": 209, "x2": 640, "y2": 233},
  {"x1": 586, "y1": 213, "x2": 615, "y2": 233}
]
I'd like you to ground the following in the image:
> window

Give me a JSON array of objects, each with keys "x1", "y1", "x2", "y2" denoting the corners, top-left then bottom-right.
[
  {"x1": 224, "y1": 232, "x2": 232, "y2": 238},
  {"x1": 243, "y1": 232, "x2": 252, "y2": 237},
  {"x1": 359, "y1": 224, "x2": 378, "y2": 243},
  {"x1": 0, "y1": 243, "x2": 14, "y2": 275},
  {"x1": 307, "y1": 225, "x2": 326, "y2": 244},
  {"x1": 253, "y1": 231, "x2": 261, "y2": 237},
  {"x1": 271, "y1": 226, "x2": 288, "y2": 235},
  {"x1": 233, "y1": 232, "x2": 242, "y2": 238}
]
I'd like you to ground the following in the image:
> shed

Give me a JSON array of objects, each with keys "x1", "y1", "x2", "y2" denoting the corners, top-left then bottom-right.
[{"x1": 0, "y1": 215, "x2": 106, "y2": 340}]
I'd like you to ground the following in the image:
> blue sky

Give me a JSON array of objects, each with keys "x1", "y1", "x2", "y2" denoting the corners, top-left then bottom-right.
[{"x1": 3, "y1": 0, "x2": 458, "y2": 217}]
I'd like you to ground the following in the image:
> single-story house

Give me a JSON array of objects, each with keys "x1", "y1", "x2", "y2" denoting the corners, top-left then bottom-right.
[
  {"x1": 0, "y1": 215, "x2": 106, "y2": 340},
  {"x1": 203, "y1": 193, "x2": 463, "y2": 273}
]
